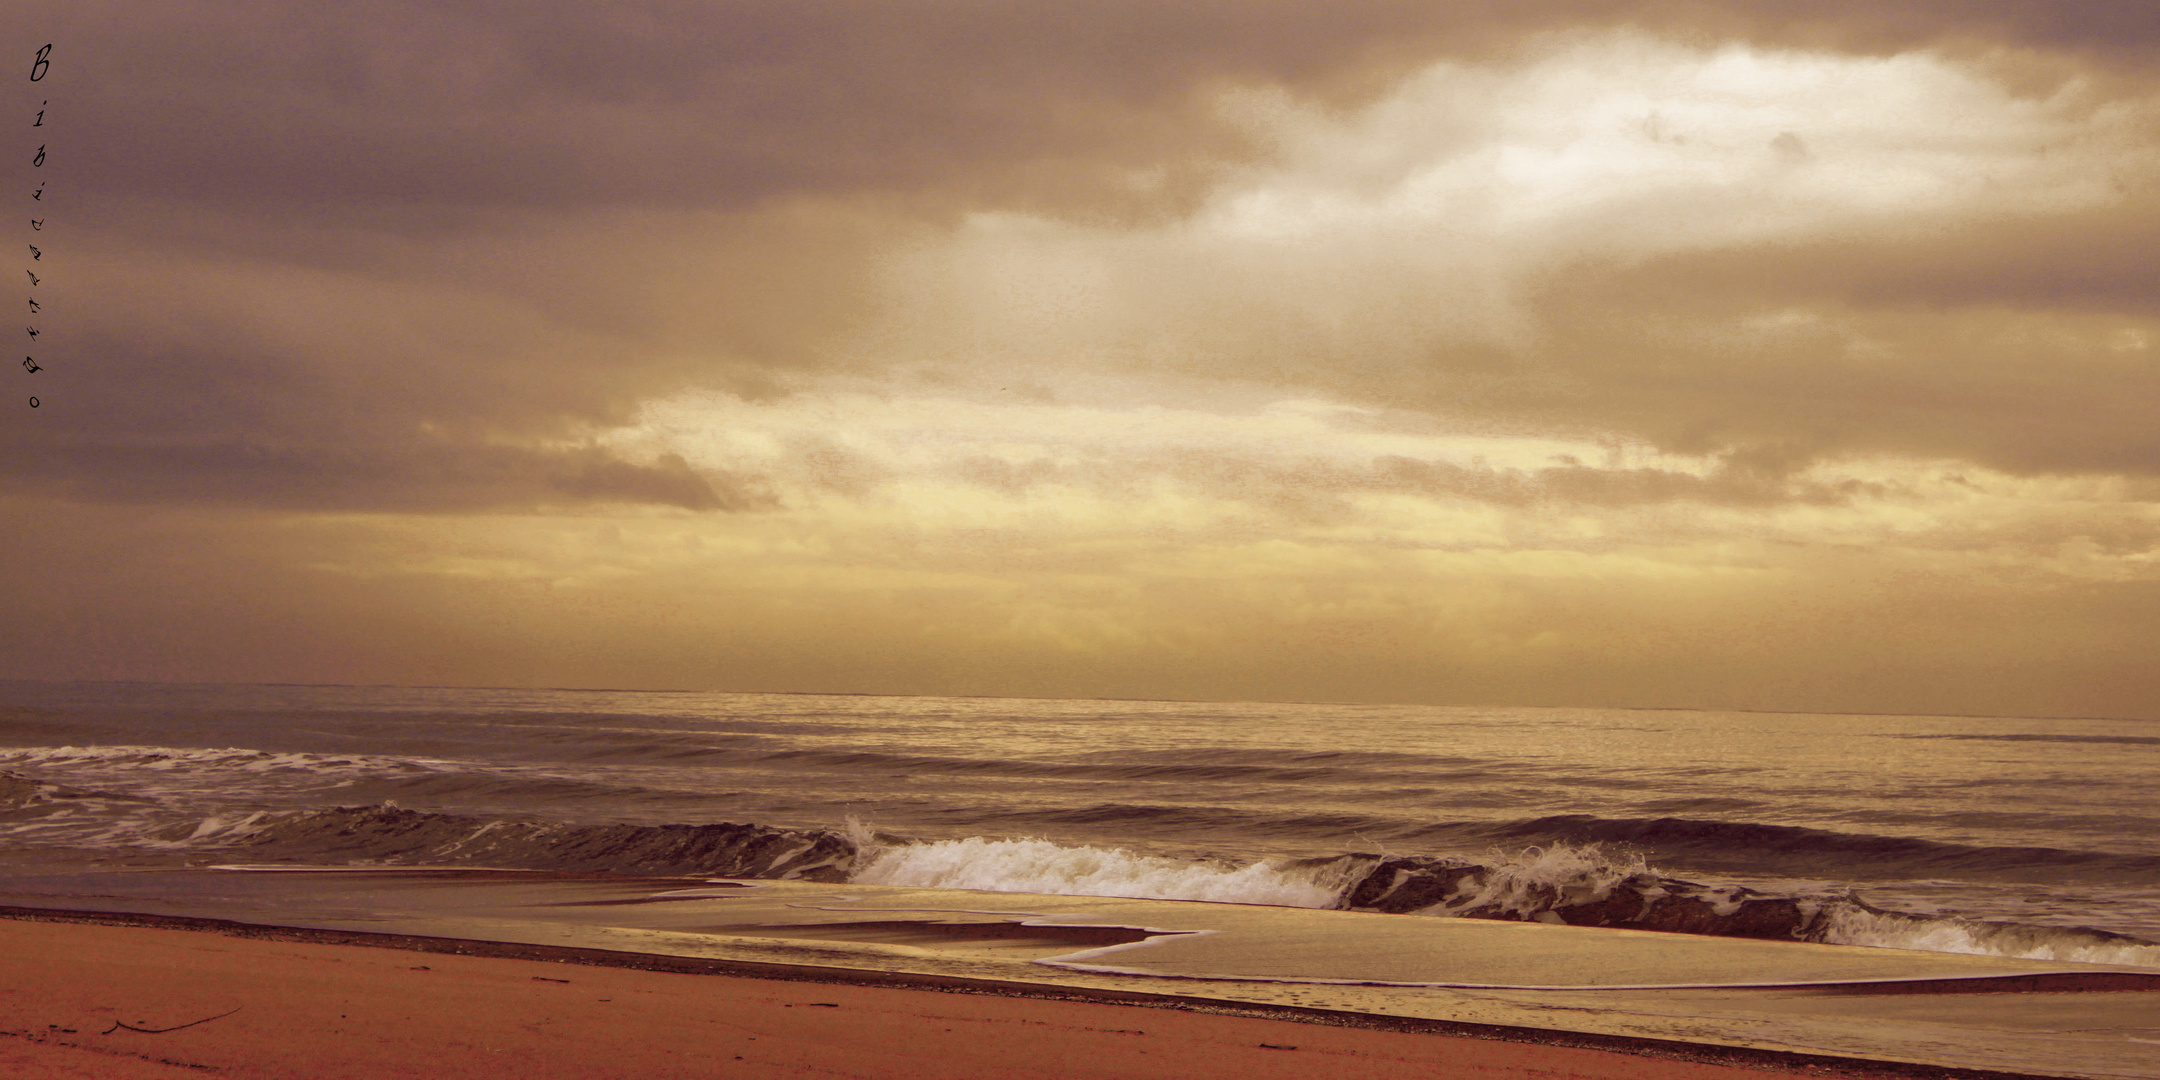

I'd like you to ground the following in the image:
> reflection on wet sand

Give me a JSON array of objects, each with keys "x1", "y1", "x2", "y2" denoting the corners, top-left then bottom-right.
[{"x1": 701, "y1": 918, "x2": 1171, "y2": 959}]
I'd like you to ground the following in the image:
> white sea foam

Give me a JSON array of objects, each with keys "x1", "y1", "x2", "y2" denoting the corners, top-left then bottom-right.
[
  {"x1": 1820, "y1": 904, "x2": 2160, "y2": 968},
  {"x1": 1414, "y1": 842, "x2": 1653, "y2": 919},
  {"x1": 0, "y1": 745, "x2": 453, "y2": 776},
  {"x1": 149, "y1": 811, "x2": 276, "y2": 847},
  {"x1": 851, "y1": 836, "x2": 1352, "y2": 908},
  {"x1": 0, "y1": 745, "x2": 453, "y2": 851},
  {"x1": 848, "y1": 834, "x2": 2160, "y2": 970}
]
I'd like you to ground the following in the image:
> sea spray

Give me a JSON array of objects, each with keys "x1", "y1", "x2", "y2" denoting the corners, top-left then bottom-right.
[
  {"x1": 1818, "y1": 902, "x2": 2160, "y2": 967},
  {"x1": 1341, "y1": 842, "x2": 1660, "y2": 916},
  {"x1": 1426, "y1": 843, "x2": 1656, "y2": 919},
  {"x1": 851, "y1": 835, "x2": 1357, "y2": 907}
]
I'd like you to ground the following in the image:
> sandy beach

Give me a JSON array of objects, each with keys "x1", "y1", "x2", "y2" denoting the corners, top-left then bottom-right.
[{"x1": 0, "y1": 909, "x2": 2066, "y2": 1080}]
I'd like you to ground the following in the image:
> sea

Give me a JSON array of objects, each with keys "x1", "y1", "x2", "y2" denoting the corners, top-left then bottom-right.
[{"x1": 2, "y1": 679, "x2": 2156, "y2": 968}]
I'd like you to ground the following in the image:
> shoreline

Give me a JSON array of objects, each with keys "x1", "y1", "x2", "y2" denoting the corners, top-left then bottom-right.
[{"x1": 0, "y1": 904, "x2": 2085, "y2": 1080}]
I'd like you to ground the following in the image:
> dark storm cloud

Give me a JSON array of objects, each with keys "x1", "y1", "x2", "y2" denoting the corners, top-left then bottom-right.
[
  {"x1": 57, "y1": 0, "x2": 1353, "y2": 216},
  {"x1": 1492, "y1": 197, "x2": 2160, "y2": 477},
  {"x1": 1, "y1": 227, "x2": 758, "y2": 515},
  {"x1": 0, "y1": 439, "x2": 755, "y2": 513},
  {"x1": 0, "y1": 214, "x2": 853, "y2": 512},
  {"x1": 19, "y1": 0, "x2": 2160, "y2": 515},
  {"x1": 5, "y1": 0, "x2": 2160, "y2": 716},
  {"x1": 50, "y1": 1, "x2": 2160, "y2": 217}
]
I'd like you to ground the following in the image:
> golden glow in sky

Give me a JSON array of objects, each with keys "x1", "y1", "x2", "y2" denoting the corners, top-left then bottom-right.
[{"x1": 7, "y1": 6, "x2": 2159, "y2": 717}]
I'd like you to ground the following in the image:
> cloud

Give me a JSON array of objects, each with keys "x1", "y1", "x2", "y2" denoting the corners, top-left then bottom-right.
[
  {"x1": 7, "y1": 197, "x2": 898, "y2": 511},
  {"x1": 853, "y1": 35, "x2": 2160, "y2": 478},
  {"x1": 0, "y1": 439, "x2": 752, "y2": 512},
  {"x1": 25, "y1": 7, "x2": 2160, "y2": 515},
  {"x1": 43, "y1": 2, "x2": 2160, "y2": 218},
  {"x1": 9, "y1": 2, "x2": 2160, "y2": 711}
]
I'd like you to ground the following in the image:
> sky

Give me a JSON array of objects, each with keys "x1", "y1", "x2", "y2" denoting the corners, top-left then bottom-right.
[{"x1": 4, "y1": 1, "x2": 2158, "y2": 718}]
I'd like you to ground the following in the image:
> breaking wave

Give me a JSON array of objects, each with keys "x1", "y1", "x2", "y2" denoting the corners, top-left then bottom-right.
[
  {"x1": 1817, "y1": 902, "x2": 2160, "y2": 967},
  {"x1": 850, "y1": 835, "x2": 1357, "y2": 907},
  {"x1": 207, "y1": 804, "x2": 857, "y2": 880},
  {"x1": 0, "y1": 744, "x2": 456, "y2": 775},
  {"x1": 848, "y1": 832, "x2": 2160, "y2": 969},
  {"x1": 0, "y1": 770, "x2": 165, "y2": 848},
  {"x1": 143, "y1": 802, "x2": 2149, "y2": 969},
  {"x1": 6, "y1": 776, "x2": 2155, "y2": 969},
  {"x1": 1438, "y1": 814, "x2": 2160, "y2": 881}
]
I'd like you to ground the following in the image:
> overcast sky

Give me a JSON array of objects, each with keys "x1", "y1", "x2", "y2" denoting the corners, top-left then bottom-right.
[{"x1": 5, "y1": 2, "x2": 2158, "y2": 717}]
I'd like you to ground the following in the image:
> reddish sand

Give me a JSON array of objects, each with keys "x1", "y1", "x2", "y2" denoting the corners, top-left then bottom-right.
[{"x1": 0, "y1": 915, "x2": 1993, "y2": 1079}]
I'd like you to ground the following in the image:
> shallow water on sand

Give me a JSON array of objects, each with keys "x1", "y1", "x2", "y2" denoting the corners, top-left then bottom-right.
[{"x1": 5, "y1": 870, "x2": 2157, "y2": 1079}]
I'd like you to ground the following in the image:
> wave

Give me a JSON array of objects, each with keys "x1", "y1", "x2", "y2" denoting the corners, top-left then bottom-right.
[
  {"x1": 9, "y1": 741, "x2": 2151, "y2": 888},
  {"x1": 750, "y1": 747, "x2": 1432, "y2": 785},
  {"x1": 205, "y1": 804, "x2": 858, "y2": 880},
  {"x1": 1419, "y1": 814, "x2": 2160, "y2": 882},
  {"x1": 1818, "y1": 903, "x2": 2160, "y2": 966},
  {"x1": 7, "y1": 781, "x2": 2155, "y2": 969},
  {"x1": 0, "y1": 744, "x2": 456, "y2": 777},
  {"x1": 8, "y1": 734, "x2": 2151, "y2": 972},
  {"x1": 851, "y1": 835, "x2": 1357, "y2": 907},
  {"x1": 1893, "y1": 733, "x2": 2160, "y2": 747},
  {"x1": 0, "y1": 744, "x2": 709, "y2": 825},
  {"x1": 1326, "y1": 848, "x2": 2157, "y2": 965},
  {"x1": 0, "y1": 770, "x2": 166, "y2": 847},
  {"x1": 845, "y1": 831, "x2": 2160, "y2": 969},
  {"x1": 0, "y1": 770, "x2": 151, "y2": 816}
]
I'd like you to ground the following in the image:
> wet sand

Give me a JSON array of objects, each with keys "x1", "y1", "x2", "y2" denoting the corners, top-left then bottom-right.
[
  {"x1": 5, "y1": 869, "x2": 2157, "y2": 1079},
  {"x1": 0, "y1": 910, "x2": 2088, "y2": 1080}
]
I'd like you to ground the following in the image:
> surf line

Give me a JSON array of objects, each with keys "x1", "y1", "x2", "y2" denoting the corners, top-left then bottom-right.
[
  {"x1": 1039, "y1": 957, "x2": 2160, "y2": 994},
  {"x1": 24, "y1": 42, "x2": 52, "y2": 409}
]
